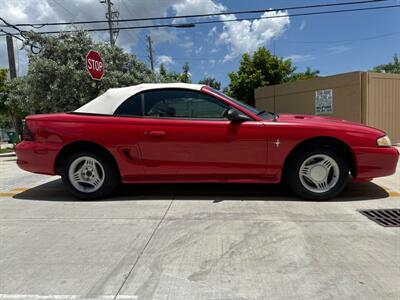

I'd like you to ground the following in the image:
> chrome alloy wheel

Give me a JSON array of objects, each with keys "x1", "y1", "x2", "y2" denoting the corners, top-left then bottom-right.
[
  {"x1": 299, "y1": 154, "x2": 340, "y2": 194},
  {"x1": 68, "y1": 156, "x2": 105, "y2": 193}
]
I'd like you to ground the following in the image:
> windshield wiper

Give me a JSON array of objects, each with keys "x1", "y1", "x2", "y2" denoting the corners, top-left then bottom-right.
[
  {"x1": 257, "y1": 110, "x2": 279, "y2": 118},
  {"x1": 271, "y1": 111, "x2": 279, "y2": 118},
  {"x1": 256, "y1": 110, "x2": 266, "y2": 116}
]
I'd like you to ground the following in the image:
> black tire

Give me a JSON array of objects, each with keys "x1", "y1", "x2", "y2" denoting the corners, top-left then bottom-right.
[
  {"x1": 61, "y1": 151, "x2": 119, "y2": 200},
  {"x1": 286, "y1": 146, "x2": 350, "y2": 200}
]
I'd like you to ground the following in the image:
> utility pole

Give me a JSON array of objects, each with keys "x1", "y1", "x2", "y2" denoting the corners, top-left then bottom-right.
[
  {"x1": 5, "y1": 33, "x2": 20, "y2": 136},
  {"x1": 147, "y1": 35, "x2": 154, "y2": 71},
  {"x1": 6, "y1": 34, "x2": 17, "y2": 79},
  {"x1": 101, "y1": 0, "x2": 119, "y2": 46},
  {"x1": 106, "y1": 0, "x2": 114, "y2": 45}
]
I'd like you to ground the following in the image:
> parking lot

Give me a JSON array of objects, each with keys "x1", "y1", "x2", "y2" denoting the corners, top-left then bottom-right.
[{"x1": 0, "y1": 154, "x2": 399, "y2": 300}]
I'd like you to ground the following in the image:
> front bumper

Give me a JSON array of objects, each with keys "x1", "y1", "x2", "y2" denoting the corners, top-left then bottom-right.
[
  {"x1": 16, "y1": 141, "x2": 61, "y2": 175},
  {"x1": 353, "y1": 146, "x2": 399, "y2": 180}
]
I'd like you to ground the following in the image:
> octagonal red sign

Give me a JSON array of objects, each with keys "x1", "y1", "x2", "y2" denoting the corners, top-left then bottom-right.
[{"x1": 86, "y1": 50, "x2": 104, "y2": 80}]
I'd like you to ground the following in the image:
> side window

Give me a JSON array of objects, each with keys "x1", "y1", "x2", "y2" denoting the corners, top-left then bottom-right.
[
  {"x1": 144, "y1": 89, "x2": 229, "y2": 119},
  {"x1": 114, "y1": 93, "x2": 142, "y2": 116}
]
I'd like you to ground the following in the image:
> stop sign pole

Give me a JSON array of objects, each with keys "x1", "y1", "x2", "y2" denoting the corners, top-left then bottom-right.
[{"x1": 86, "y1": 50, "x2": 104, "y2": 80}]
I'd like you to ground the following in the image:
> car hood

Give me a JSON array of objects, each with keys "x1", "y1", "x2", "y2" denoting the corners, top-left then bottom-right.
[{"x1": 273, "y1": 113, "x2": 386, "y2": 135}]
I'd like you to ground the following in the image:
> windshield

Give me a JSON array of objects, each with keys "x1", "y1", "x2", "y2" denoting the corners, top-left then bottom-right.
[{"x1": 210, "y1": 88, "x2": 275, "y2": 120}]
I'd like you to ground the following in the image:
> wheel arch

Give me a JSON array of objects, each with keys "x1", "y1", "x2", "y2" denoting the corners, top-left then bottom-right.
[
  {"x1": 54, "y1": 140, "x2": 121, "y2": 178},
  {"x1": 282, "y1": 136, "x2": 356, "y2": 181}
]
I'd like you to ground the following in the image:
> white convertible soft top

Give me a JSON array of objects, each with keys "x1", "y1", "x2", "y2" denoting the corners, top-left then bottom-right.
[{"x1": 75, "y1": 83, "x2": 204, "y2": 115}]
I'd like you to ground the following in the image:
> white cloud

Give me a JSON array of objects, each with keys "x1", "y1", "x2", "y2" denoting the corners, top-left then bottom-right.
[
  {"x1": 285, "y1": 54, "x2": 315, "y2": 63},
  {"x1": 101, "y1": 0, "x2": 185, "y2": 49},
  {"x1": 0, "y1": 0, "x2": 188, "y2": 73},
  {"x1": 0, "y1": 0, "x2": 54, "y2": 23},
  {"x1": 208, "y1": 26, "x2": 218, "y2": 38},
  {"x1": 156, "y1": 55, "x2": 174, "y2": 70},
  {"x1": 173, "y1": 0, "x2": 226, "y2": 16},
  {"x1": 0, "y1": 0, "x2": 59, "y2": 73},
  {"x1": 195, "y1": 46, "x2": 203, "y2": 55},
  {"x1": 150, "y1": 29, "x2": 178, "y2": 45},
  {"x1": 180, "y1": 41, "x2": 194, "y2": 49},
  {"x1": 327, "y1": 46, "x2": 350, "y2": 55},
  {"x1": 299, "y1": 20, "x2": 306, "y2": 31},
  {"x1": 219, "y1": 10, "x2": 290, "y2": 61}
]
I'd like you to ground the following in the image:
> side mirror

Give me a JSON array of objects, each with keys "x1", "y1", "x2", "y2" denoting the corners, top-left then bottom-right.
[{"x1": 226, "y1": 108, "x2": 252, "y2": 122}]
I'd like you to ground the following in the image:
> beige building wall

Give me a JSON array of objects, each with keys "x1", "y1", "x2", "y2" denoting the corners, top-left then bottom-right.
[
  {"x1": 365, "y1": 72, "x2": 400, "y2": 144},
  {"x1": 255, "y1": 71, "x2": 363, "y2": 123},
  {"x1": 255, "y1": 71, "x2": 400, "y2": 143}
]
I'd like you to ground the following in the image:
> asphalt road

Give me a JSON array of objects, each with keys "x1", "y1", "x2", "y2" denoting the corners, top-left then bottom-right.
[{"x1": 0, "y1": 155, "x2": 399, "y2": 300}]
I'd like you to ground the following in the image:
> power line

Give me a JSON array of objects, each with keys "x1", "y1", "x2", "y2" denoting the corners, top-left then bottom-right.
[
  {"x1": 0, "y1": 17, "x2": 24, "y2": 33},
  {"x1": 0, "y1": 27, "x2": 41, "y2": 54},
  {"x1": 146, "y1": 29, "x2": 400, "y2": 63},
  {"x1": 49, "y1": 0, "x2": 80, "y2": 30},
  {"x1": 2, "y1": 0, "x2": 391, "y2": 28},
  {"x1": 0, "y1": 29, "x2": 24, "y2": 42},
  {"x1": 100, "y1": 0, "x2": 120, "y2": 45},
  {"x1": 111, "y1": 0, "x2": 148, "y2": 54},
  {"x1": 278, "y1": 31, "x2": 400, "y2": 44},
  {"x1": 4, "y1": 4, "x2": 398, "y2": 36},
  {"x1": 120, "y1": 0, "x2": 135, "y2": 18}
]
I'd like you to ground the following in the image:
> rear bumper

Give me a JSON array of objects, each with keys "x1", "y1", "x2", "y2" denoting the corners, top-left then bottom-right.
[
  {"x1": 16, "y1": 141, "x2": 61, "y2": 175},
  {"x1": 353, "y1": 146, "x2": 399, "y2": 180}
]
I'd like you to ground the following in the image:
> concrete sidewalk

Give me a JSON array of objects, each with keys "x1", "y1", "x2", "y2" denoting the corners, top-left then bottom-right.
[
  {"x1": 373, "y1": 146, "x2": 400, "y2": 193},
  {"x1": 0, "y1": 155, "x2": 399, "y2": 300}
]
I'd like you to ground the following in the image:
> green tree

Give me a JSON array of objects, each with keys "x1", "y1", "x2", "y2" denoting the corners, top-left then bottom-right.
[
  {"x1": 179, "y1": 62, "x2": 191, "y2": 83},
  {"x1": 0, "y1": 69, "x2": 7, "y2": 91},
  {"x1": 8, "y1": 31, "x2": 158, "y2": 115},
  {"x1": 158, "y1": 62, "x2": 194, "y2": 83},
  {"x1": 0, "y1": 69, "x2": 26, "y2": 133},
  {"x1": 198, "y1": 77, "x2": 221, "y2": 90},
  {"x1": 372, "y1": 54, "x2": 400, "y2": 74},
  {"x1": 158, "y1": 63, "x2": 180, "y2": 82},
  {"x1": 0, "y1": 68, "x2": 8, "y2": 112},
  {"x1": 0, "y1": 68, "x2": 11, "y2": 128},
  {"x1": 4, "y1": 77, "x2": 28, "y2": 133},
  {"x1": 289, "y1": 67, "x2": 320, "y2": 82},
  {"x1": 226, "y1": 47, "x2": 295, "y2": 105},
  {"x1": 159, "y1": 63, "x2": 167, "y2": 78}
]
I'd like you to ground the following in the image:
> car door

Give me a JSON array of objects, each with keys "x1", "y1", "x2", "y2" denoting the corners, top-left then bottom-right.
[{"x1": 138, "y1": 88, "x2": 268, "y2": 180}]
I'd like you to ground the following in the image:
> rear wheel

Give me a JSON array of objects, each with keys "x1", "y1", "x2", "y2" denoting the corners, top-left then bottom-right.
[
  {"x1": 61, "y1": 151, "x2": 118, "y2": 200},
  {"x1": 286, "y1": 147, "x2": 350, "y2": 200}
]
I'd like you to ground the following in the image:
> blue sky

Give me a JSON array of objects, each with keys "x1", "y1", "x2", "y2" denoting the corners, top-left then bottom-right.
[
  {"x1": 130, "y1": 0, "x2": 400, "y2": 87},
  {"x1": 0, "y1": 0, "x2": 399, "y2": 88}
]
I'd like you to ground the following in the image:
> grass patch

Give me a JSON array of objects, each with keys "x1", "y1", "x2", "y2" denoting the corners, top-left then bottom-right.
[{"x1": 0, "y1": 147, "x2": 14, "y2": 154}]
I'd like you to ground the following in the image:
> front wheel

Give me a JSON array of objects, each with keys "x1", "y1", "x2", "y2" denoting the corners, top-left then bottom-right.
[
  {"x1": 61, "y1": 151, "x2": 118, "y2": 200},
  {"x1": 286, "y1": 147, "x2": 350, "y2": 200}
]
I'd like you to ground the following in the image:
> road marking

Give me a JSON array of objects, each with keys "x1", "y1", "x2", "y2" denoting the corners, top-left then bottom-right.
[
  {"x1": 11, "y1": 188, "x2": 29, "y2": 192},
  {"x1": 378, "y1": 185, "x2": 400, "y2": 197},
  {"x1": 0, "y1": 295, "x2": 137, "y2": 300},
  {"x1": 388, "y1": 191, "x2": 400, "y2": 197},
  {"x1": 0, "y1": 192, "x2": 17, "y2": 197},
  {"x1": 0, "y1": 187, "x2": 29, "y2": 197}
]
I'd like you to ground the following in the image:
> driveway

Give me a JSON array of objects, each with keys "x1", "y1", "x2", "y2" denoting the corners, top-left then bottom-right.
[{"x1": 0, "y1": 155, "x2": 399, "y2": 300}]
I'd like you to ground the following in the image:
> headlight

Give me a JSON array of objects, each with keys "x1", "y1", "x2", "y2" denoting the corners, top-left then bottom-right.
[{"x1": 377, "y1": 135, "x2": 392, "y2": 147}]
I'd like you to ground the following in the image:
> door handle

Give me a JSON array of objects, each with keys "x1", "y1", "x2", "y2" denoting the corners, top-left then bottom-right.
[{"x1": 147, "y1": 131, "x2": 166, "y2": 138}]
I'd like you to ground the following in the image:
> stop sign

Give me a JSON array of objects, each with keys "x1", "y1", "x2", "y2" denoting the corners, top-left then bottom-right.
[{"x1": 86, "y1": 50, "x2": 104, "y2": 80}]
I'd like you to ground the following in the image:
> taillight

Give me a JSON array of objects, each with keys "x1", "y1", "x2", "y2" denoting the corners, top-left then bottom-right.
[{"x1": 22, "y1": 120, "x2": 34, "y2": 141}]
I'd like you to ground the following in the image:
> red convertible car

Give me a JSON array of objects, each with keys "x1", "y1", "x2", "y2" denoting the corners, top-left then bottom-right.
[{"x1": 16, "y1": 83, "x2": 398, "y2": 200}]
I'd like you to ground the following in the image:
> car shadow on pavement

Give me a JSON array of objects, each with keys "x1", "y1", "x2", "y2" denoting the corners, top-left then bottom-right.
[{"x1": 12, "y1": 178, "x2": 389, "y2": 202}]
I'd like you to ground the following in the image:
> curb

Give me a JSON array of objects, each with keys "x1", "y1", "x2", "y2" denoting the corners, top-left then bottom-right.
[{"x1": 0, "y1": 152, "x2": 16, "y2": 157}]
